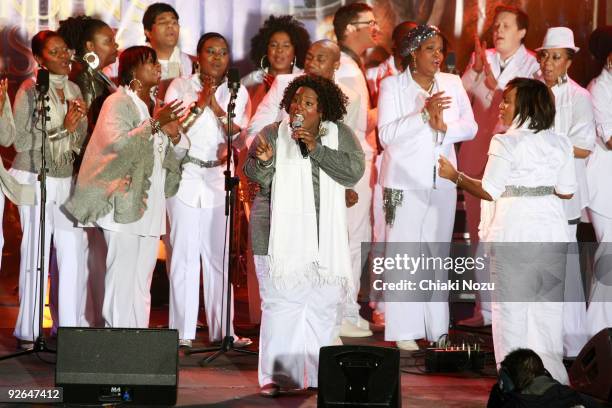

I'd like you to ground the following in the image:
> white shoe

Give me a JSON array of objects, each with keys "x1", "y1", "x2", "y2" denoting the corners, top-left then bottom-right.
[
  {"x1": 339, "y1": 320, "x2": 373, "y2": 337},
  {"x1": 396, "y1": 340, "x2": 419, "y2": 351},
  {"x1": 356, "y1": 315, "x2": 372, "y2": 330},
  {"x1": 179, "y1": 339, "x2": 192, "y2": 348}
]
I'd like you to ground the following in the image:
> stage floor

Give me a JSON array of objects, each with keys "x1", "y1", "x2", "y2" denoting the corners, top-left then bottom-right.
[{"x1": 0, "y1": 308, "x2": 498, "y2": 408}]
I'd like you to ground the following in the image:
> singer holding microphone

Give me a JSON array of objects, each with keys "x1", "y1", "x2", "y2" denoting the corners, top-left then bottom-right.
[
  {"x1": 163, "y1": 32, "x2": 251, "y2": 349},
  {"x1": 10, "y1": 30, "x2": 88, "y2": 349},
  {"x1": 244, "y1": 74, "x2": 364, "y2": 397},
  {"x1": 65, "y1": 46, "x2": 187, "y2": 329},
  {"x1": 377, "y1": 25, "x2": 477, "y2": 351}
]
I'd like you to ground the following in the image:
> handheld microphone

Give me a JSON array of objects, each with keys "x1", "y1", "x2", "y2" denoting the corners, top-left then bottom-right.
[
  {"x1": 291, "y1": 113, "x2": 309, "y2": 158},
  {"x1": 36, "y1": 68, "x2": 49, "y2": 94}
]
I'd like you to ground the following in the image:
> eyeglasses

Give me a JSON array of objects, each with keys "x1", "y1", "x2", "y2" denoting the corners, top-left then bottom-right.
[{"x1": 350, "y1": 20, "x2": 379, "y2": 28}]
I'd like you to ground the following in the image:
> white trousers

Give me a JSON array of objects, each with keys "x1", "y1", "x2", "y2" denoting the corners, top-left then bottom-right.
[
  {"x1": 102, "y1": 230, "x2": 158, "y2": 328},
  {"x1": 493, "y1": 302, "x2": 568, "y2": 384},
  {"x1": 344, "y1": 158, "x2": 373, "y2": 323},
  {"x1": 370, "y1": 156, "x2": 386, "y2": 310},
  {"x1": 384, "y1": 188, "x2": 455, "y2": 342},
  {"x1": 14, "y1": 177, "x2": 85, "y2": 341},
  {"x1": 82, "y1": 228, "x2": 107, "y2": 327},
  {"x1": 167, "y1": 197, "x2": 236, "y2": 341},
  {"x1": 586, "y1": 210, "x2": 612, "y2": 337},
  {"x1": 255, "y1": 256, "x2": 342, "y2": 388},
  {"x1": 562, "y1": 223, "x2": 588, "y2": 357}
]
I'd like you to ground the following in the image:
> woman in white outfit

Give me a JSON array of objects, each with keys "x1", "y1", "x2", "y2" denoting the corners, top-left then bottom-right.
[
  {"x1": 11, "y1": 31, "x2": 88, "y2": 349},
  {"x1": 241, "y1": 15, "x2": 309, "y2": 113},
  {"x1": 377, "y1": 25, "x2": 477, "y2": 351},
  {"x1": 585, "y1": 26, "x2": 612, "y2": 336},
  {"x1": 65, "y1": 46, "x2": 187, "y2": 329},
  {"x1": 439, "y1": 77, "x2": 577, "y2": 384},
  {"x1": 165, "y1": 32, "x2": 251, "y2": 349},
  {"x1": 536, "y1": 27, "x2": 595, "y2": 357},
  {"x1": 244, "y1": 74, "x2": 364, "y2": 396}
]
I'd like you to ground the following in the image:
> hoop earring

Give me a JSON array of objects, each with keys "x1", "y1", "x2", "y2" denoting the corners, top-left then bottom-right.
[
  {"x1": 82, "y1": 51, "x2": 100, "y2": 70},
  {"x1": 557, "y1": 72, "x2": 568, "y2": 86},
  {"x1": 128, "y1": 78, "x2": 142, "y2": 92},
  {"x1": 318, "y1": 121, "x2": 328, "y2": 137},
  {"x1": 259, "y1": 55, "x2": 269, "y2": 71},
  {"x1": 291, "y1": 56, "x2": 296, "y2": 67}
]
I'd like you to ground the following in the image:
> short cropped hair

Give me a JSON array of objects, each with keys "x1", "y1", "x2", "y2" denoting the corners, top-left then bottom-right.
[
  {"x1": 118, "y1": 46, "x2": 157, "y2": 86},
  {"x1": 500, "y1": 349, "x2": 547, "y2": 392},
  {"x1": 280, "y1": 74, "x2": 348, "y2": 123},
  {"x1": 333, "y1": 2, "x2": 373, "y2": 42},
  {"x1": 506, "y1": 77, "x2": 555, "y2": 133},
  {"x1": 142, "y1": 2, "x2": 179, "y2": 32},
  {"x1": 494, "y1": 5, "x2": 528, "y2": 43}
]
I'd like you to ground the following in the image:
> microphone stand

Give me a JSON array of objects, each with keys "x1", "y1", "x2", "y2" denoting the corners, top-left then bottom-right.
[
  {"x1": 185, "y1": 84, "x2": 257, "y2": 365},
  {"x1": 1, "y1": 87, "x2": 56, "y2": 361}
]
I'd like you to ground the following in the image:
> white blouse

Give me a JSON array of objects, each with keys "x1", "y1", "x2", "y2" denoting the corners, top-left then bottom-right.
[
  {"x1": 586, "y1": 68, "x2": 612, "y2": 218},
  {"x1": 481, "y1": 124, "x2": 576, "y2": 242},
  {"x1": 548, "y1": 78, "x2": 596, "y2": 221},
  {"x1": 165, "y1": 74, "x2": 249, "y2": 208}
]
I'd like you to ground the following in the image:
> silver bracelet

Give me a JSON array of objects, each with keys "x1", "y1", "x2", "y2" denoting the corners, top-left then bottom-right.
[
  {"x1": 257, "y1": 158, "x2": 273, "y2": 168},
  {"x1": 150, "y1": 118, "x2": 162, "y2": 134},
  {"x1": 421, "y1": 109, "x2": 430, "y2": 124}
]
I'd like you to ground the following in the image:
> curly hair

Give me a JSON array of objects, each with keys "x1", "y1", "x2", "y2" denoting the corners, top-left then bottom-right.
[
  {"x1": 57, "y1": 15, "x2": 109, "y2": 58},
  {"x1": 249, "y1": 15, "x2": 311, "y2": 70},
  {"x1": 280, "y1": 74, "x2": 348, "y2": 123}
]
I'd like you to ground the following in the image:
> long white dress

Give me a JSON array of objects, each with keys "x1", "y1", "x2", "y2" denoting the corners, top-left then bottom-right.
[
  {"x1": 480, "y1": 122, "x2": 576, "y2": 384},
  {"x1": 586, "y1": 67, "x2": 612, "y2": 336}
]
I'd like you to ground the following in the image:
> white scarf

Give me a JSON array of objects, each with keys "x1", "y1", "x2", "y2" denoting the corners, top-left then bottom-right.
[
  {"x1": 267, "y1": 119, "x2": 351, "y2": 291},
  {"x1": 163, "y1": 46, "x2": 183, "y2": 79},
  {"x1": 46, "y1": 73, "x2": 78, "y2": 166}
]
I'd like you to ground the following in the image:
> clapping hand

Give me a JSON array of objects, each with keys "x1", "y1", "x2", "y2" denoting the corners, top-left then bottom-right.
[
  {"x1": 154, "y1": 99, "x2": 184, "y2": 126},
  {"x1": 63, "y1": 99, "x2": 86, "y2": 132},
  {"x1": 0, "y1": 78, "x2": 8, "y2": 112},
  {"x1": 472, "y1": 36, "x2": 497, "y2": 90}
]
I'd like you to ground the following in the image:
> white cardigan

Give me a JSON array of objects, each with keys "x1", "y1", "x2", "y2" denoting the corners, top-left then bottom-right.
[{"x1": 378, "y1": 70, "x2": 477, "y2": 190}]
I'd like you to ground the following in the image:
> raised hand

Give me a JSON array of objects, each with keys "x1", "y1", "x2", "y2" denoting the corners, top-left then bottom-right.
[
  {"x1": 63, "y1": 99, "x2": 86, "y2": 132},
  {"x1": 155, "y1": 99, "x2": 184, "y2": 127},
  {"x1": 196, "y1": 74, "x2": 217, "y2": 108},
  {"x1": 482, "y1": 56, "x2": 498, "y2": 90},
  {"x1": 291, "y1": 127, "x2": 318, "y2": 152},
  {"x1": 424, "y1": 91, "x2": 451, "y2": 132},
  {"x1": 255, "y1": 133, "x2": 273, "y2": 162},
  {"x1": 472, "y1": 36, "x2": 486, "y2": 73}
]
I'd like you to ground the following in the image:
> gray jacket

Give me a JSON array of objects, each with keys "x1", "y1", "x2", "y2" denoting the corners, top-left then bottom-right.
[
  {"x1": 244, "y1": 121, "x2": 365, "y2": 255},
  {"x1": 65, "y1": 87, "x2": 185, "y2": 225},
  {"x1": 12, "y1": 78, "x2": 87, "y2": 178}
]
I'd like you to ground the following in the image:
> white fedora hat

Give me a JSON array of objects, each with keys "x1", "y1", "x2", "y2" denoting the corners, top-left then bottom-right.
[{"x1": 536, "y1": 27, "x2": 580, "y2": 52}]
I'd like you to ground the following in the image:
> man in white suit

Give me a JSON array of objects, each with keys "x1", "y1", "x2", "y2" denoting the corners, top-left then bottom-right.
[
  {"x1": 458, "y1": 5, "x2": 539, "y2": 327},
  {"x1": 333, "y1": 2, "x2": 381, "y2": 337}
]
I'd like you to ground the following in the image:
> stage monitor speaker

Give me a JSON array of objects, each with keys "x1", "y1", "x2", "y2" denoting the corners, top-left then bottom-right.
[
  {"x1": 318, "y1": 345, "x2": 401, "y2": 407},
  {"x1": 55, "y1": 327, "x2": 178, "y2": 405},
  {"x1": 569, "y1": 328, "x2": 612, "y2": 402}
]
